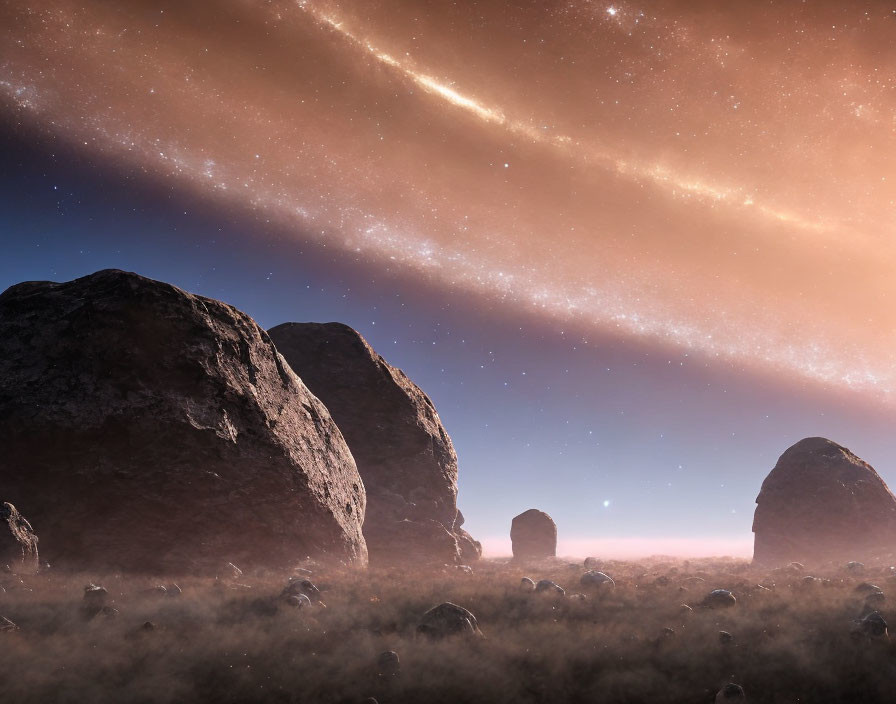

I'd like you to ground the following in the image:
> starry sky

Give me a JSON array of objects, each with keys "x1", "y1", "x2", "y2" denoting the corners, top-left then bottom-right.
[{"x1": 2, "y1": 0, "x2": 896, "y2": 557}]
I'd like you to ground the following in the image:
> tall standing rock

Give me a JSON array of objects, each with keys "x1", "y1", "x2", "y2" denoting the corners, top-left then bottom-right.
[
  {"x1": 511, "y1": 509, "x2": 557, "y2": 560},
  {"x1": 0, "y1": 270, "x2": 367, "y2": 572},
  {"x1": 269, "y1": 322, "x2": 479, "y2": 566},
  {"x1": 753, "y1": 437, "x2": 896, "y2": 567},
  {"x1": 0, "y1": 502, "x2": 39, "y2": 573}
]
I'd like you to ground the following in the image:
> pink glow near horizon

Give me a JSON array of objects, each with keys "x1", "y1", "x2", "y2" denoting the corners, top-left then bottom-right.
[{"x1": 479, "y1": 536, "x2": 754, "y2": 560}]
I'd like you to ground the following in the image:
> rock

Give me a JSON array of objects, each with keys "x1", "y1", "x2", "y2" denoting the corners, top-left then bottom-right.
[
  {"x1": 377, "y1": 650, "x2": 400, "y2": 676},
  {"x1": 583, "y1": 556, "x2": 600, "y2": 569},
  {"x1": 456, "y1": 565, "x2": 474, "y2": 575},
  {"x1": 715, "y1": 683, "x2": 746, "y2": 702},
  {"x1": 510, "y1": 509, "x2": 557, "y2": 560},
  {"x1": 281, "y1": 578, "x2": 322, "y2": 603},
  {"x1": 0, "y1": 270, "x2": 367, "y2": 572},
  {"x1": 454, "y1": 512, "x2": 482, "y2": 563},
  {"x1": 0, "y1": 616, "x2": 19, "y2": 632},
  {"x1": 81, "y1": 583, "x2": 112, "y2": 620},
  {"x1": 580, "y1": 570, "x2": 615, "y2": 588},
  {"x1": 83, "y1": 583, "x2": 109, "y2": 606},
  {"x1": 753, "y1": 438, "x2": 896, "y2": 567},
  {"x1": 455, "y1": 527, "x2": 484, "y2": 564},
  {"x1": 719, "y1": 630, "x2": 734, "y2": 644},
  {"x1": 286, "y1": 594, "x2": 312, "y2": 609},
  {"x1": 417, "y1": 602, "x2": 482, "y2": 639},
  {"x1": 856, "y1": 611, "x2": 888, "y2": 638},
  {"x1": 519, "y1": 577, "x2": 536, "y2": 592},
  {"x1": 701, "y1": 589, "x2": 736, "y2": 608},
  {"x1": 269, "y1": 322, "x2": 475, "y2": 566},
  {"x1": 534, "y1": 579, "x2": 565, "y2": 597},
  {"x1": 0, "y1": 502, "x2": 39, "y2": 573}
]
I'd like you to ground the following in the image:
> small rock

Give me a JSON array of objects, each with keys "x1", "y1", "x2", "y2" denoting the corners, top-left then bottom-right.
[
  {"x1": 719, "y1": 630, "x2": 734, "y2": 644},
  {"x1": 281, "y1": 578, "x2": 322, "y2": 603},
  {"x1": 855, "y1": 582, "x2": 881, "y2": 594},
  {"x1": 701, "y1": 589, "x2": 736, "y2": 608},
  {"x1": 846, "y1": 561, "x2": 866, "y2": 574},
  {"x1": 83, "y1": 583, "x2": 108, "y2": 605},
  {"x1": 0, "y1": 616, "x2": 19, "y2": 632},
  {"x1": 583, "y1": 556, "x2": 600, "y2": 569},
  {"x1": 377, "y1": 650, "x2": 400, "y2": 676},
  {"x1": 418, "y1": 602, "x2": 482, "y2": 639},
  {"x1": 715, "y1": 683, "x2": 746, "y2": 702},
  {"x1": 580, "y1": 570, "x2": 615, "y2": 588},
  {"x1": 519, "y1": 577, "x2": 536, "y2": 592},
  {"x1": 456, "y1": 565, "x2": 474, "y2": 575},
  {"x1": 535, "y1": 579, "x2": 565, "y2": 597},
  {"x1": 857, "y1": 611, "x2": 888, "y2": 638}
]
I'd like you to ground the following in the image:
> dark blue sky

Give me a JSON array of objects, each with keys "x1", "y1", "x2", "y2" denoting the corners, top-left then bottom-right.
[
  {"x1": 4, "y1": 0, "x2": 896, "y2": 557},
  {"x1": 3, "y1": 118, "x2": 893, "y2": 557}
]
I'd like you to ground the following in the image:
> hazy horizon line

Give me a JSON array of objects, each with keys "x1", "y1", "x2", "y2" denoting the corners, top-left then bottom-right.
[{"x1": 479, "y1": 536, "x2": 754, "y2": 560}]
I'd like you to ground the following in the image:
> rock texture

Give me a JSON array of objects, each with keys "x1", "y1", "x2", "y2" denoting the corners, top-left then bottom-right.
[
  {"x1": 269, "y1": 322, "x2": 479, "y2": 566},
  {"x1": 417, "y1": 602, "x2": 482, "y2": 638},
  {"x1": 753, "y1": 437, "x2": 896, "y2": 567},
  {"x1": 510, "y1": 509, "x2": 557, "y2": 560},
  {"x1": 0, "y1": 270, "x2": 367, "y2": 572},
  {"x1": 0, "y1": 502, "x2": 39, "y2": 573}
]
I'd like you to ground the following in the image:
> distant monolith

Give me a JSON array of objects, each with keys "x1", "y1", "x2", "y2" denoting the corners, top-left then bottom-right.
[{"x1": 510, "y1": 509, "x2": 557, "y2": 560}]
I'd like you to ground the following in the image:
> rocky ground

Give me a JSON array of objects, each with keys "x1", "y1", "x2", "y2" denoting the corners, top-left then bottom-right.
[{"x1": 1, "y1": 557, "x2": 894, "y2": 704}]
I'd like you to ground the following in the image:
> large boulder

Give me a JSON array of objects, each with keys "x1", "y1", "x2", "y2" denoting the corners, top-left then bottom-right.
[
  {"x1": 510, "y1": 509, "x2": 557, "y2": 560},
  {"x1": 753, "y1": 437, "x2": 896, "y2": 567},
  {"x1": 269, "y1": 322, "x2": 478, "y2": 566},
  {"x1": 0, "y1": 502, "x2": 39, "y2": 573},
  {"x1": 0, "y1": 270, "x2": 367, "y2": 572}
]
